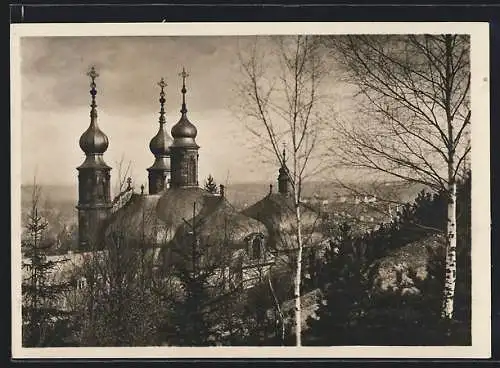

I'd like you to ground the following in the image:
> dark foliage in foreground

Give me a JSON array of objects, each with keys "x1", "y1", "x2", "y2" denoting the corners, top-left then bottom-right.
[
  {"x1": 22, "y1": 195, "x2": 75, "y2": 347},
  {"x1": 306, "y1": 172, "x2": 471, "y2": 346}
]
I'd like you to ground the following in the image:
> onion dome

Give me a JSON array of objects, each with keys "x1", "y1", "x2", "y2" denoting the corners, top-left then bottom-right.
[
  {"x1": 170, "y1": 68, "x2": 199, "y2": 147},
  {"x1": 79, "y1": 66, "x2": 109, "y2": 155},
  {"x1": 278, "y1": 147, "x2": 291, "y2": 195},
  {"x1": 149, "y1": 77, "x2": 172, "y2": 157},
  {"x1": 278, "y1": 148, "x2": 290, "y2": 179}
]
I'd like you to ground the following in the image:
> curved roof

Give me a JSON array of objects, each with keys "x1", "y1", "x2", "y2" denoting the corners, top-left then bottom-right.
[
  {"x1": 79, "y1": 120, "x2": 109, "y2": 155},
  {"x1": 103, "y1": 187, "x2": 270, "y2": 273},
  {"x1": 156, "y1": 187, "x2": 211, "y2": 229},
  {"x1": 104, "y1": 193, "x2": 166, "y2": 245},
  {"x1": 171, "y1": 114, "x2": 197, "y2": 140},
  {"x1": 149, "y1": 123, "x2": 172, "y2": 157},
  {"x1": 241, "y1": 193, "x2": 325, "y2": 250},
  {"x1": 172, "y1": 196, "x2": 268, "y2": 249}
]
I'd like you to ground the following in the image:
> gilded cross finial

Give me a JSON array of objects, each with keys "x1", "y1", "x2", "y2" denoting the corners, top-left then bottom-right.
[
  {"x1": 179, "y1": 67, "x2": 189, "y2": 88},
  {"x1": 179, "y1": 67, "x2": 189, "y2": 114},
  {"x1": 158, "y1": 77, "x2": 167, "y2": 90},
  {"x1": 87, "y1": 66, "x2": 99, "y2": 81},
  {"x1": 157, "y1": 77, "x2": 167, "y2": 125},
  {"x1": 87, "y1": 66, "x2": 99, "y2": 117}
]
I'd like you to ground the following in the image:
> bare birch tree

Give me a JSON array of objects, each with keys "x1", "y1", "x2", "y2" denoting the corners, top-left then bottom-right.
[
  {"x1": 325, "y1": 34, "x2": 470, "y2": 319},
  {"x1": 237, "y1": 35, "x2": 327, "y2": 345}
]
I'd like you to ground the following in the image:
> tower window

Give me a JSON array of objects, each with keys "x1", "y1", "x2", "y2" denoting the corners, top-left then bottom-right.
[
  {"x1": 188, "y1": 156, "x2": 196, "y2": 185},
  {"x1": 252, "y1": 236, "x2": 262, "y2": 259}
]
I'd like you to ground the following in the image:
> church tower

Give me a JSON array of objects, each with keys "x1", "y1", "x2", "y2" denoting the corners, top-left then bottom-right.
[
  {"x1": 147, "y1": 77, "x2": 172, "y2": 194},
  {"x1": 278, "y1": 147, "x2": 292, "y2": 196},
  {"x1": 76, "y1": 67, "x2": 112, "y2": 249},
  {"x1": 169, "y1": 68, "x2": 200, "y2": 188}
]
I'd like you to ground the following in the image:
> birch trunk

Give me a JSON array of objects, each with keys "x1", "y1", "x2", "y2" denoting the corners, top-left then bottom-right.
[
  {"x1": 294, "y1": 198, "x2": 303, "y2": 346},
  {"x1": 442, "y1": 179, "x2": 457, "y2": 319},
  {"x1": 442, "y1": 34, "x2": 458, "y2": 320}
]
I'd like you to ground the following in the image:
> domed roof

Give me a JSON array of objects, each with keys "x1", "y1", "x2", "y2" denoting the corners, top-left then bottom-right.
[
  {"x1": 170, "y1": 68, "x2": 199, "y2": 148},
  {"x1": 104, "y1": 193, "x2": 165, "y2": 246},
  {"x1": 79, "y1": 120, "x2": 109, "y2": 155},
  {"x1": 79, "y1": 67, "x2": 109, "y2": 156},
  {"x1": 156, "y1": 186, "x2": 211, "y2": 228},
  {"x1": 242, "y1": 192, "x2": 325, "y2": 250},
  {"x1": 150, "y1": 77, "x2": 172, "y2": 157},
  {"x1": 171, "y1": 115, "x2": 197, "y2": 139},
  {"x1": 150, "y1": 123, "x2": 172, "y2": 156},
  {"x1": 174, "y1": 195, "x2": 268, "y2": 248}
]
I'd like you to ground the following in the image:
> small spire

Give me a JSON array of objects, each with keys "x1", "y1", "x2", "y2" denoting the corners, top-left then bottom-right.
[
  {"x1": 140, "y1": 184, "x2": 145, "y2": 195},
  {"x1": 219, "y1": 184, "x2": 225, "y2": 198},
  {"x1": 126, "y1": 177, "x2": 132, "y2": 190},
  {"x1": 87, "y1": 66, "x2": 99, "y2": 120},
  {"x1": 179, "y1": 67, "x2": 189, "y2": 115},
  {"x1": 269, "y1": 184, "x2": 273, "y2": 194},
  {"x1": 157, "y1": 77, "x2": 167, "y2": 125},
  {"x1": 282, "y1": 142, "x2": 287, "y2": 164}
]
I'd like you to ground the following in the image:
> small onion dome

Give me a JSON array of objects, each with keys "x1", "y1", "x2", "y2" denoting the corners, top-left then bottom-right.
[
  {"x1": 150, "y1": 124, "x2": 172, "y2": 156},
  {"x1": 278, "y1": 148, "x2": 290, "y2": 179},
  {"x1": 79, "y1": 121, "x2": 109, "y2": 155},
  {"x1": 150, "y1": 77, "x2": 172, "y2": 156},
  {"x1": 278, "y1": 164, "x2": 290, "y2": 179}
]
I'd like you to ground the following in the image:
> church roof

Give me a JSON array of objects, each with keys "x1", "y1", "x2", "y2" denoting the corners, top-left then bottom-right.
[
  {"x1": 241, "y1": 193, "x2": 325, "y2": 250},
  {"x1": 156, "y1": 187, "x2": 212, "y2": 230},
  {"x1": 171, "y1": 195, "x2": 268, "y2": 250},
  {"x1": 104, "y1": 186, "x2": 268, "y2": 249},
  {"x1": 104, "y1": 193, "x2": 165, "y2": 245}
]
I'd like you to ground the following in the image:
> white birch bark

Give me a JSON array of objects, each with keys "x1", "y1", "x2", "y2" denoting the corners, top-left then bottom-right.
[
  {"x1": 294, "y1": 198, "x2": 303, "y2": 346},
  {"x1": 442, "y1": 180, "x2": 457, "y2": 318}
]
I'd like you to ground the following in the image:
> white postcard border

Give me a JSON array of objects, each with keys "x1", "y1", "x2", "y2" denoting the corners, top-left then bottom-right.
[{"x1": 10, "y1": 21, "x2": 491, "y2": 359}]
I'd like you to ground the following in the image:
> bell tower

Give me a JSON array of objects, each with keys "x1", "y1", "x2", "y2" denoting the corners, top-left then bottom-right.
[
  {"x1": 148, "y1": 77, "x2": 172, "y2": 194},
  {"x1": 76, "y1": 67, "x2": 112, "y2": 249},
  {"x1": 170, "y1": 68, "x2": 200, "y2": 188}
]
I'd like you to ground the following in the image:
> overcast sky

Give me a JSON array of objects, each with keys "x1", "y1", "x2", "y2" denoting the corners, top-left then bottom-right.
[{"x1": 20, "y1": 36, "x2": 350, "y2": 188}]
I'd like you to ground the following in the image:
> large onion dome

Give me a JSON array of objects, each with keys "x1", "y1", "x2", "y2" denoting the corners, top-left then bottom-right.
[
  {"x1": 79, "y1": 66, "x2": 109, "y2": 155},
  {"x1": 171, "y1": 115, "x2": 197, "y2": 140},
  {"x1": 79, "y1": 121, "x2": 109, "y2": 155},
  {"x1": 170, "y1": 68, "x2": 198, "y2": 148}
]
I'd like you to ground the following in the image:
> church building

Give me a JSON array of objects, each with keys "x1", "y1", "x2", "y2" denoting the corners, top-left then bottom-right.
[{"x1": 75, "y1": 67, "x2": 281, "y2": 284}]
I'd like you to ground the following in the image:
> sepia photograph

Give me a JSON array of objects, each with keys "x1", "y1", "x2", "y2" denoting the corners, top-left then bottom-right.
[{"x1": 10, "y1": 22, "x2": 490, "y2": 359}]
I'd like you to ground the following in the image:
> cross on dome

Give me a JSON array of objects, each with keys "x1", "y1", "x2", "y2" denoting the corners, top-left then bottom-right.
[
  {"x1": 179, "y1": 67, "x2": 189, "y2": 86},
  {"x1": 157, "y1": 77, "x2": 167, "y2": 125},
  {"x1": 87, "y1": 66, "x2": 99, "y2": 81},
  {"x1": 158, "y1": 77, "x2": 167, "y2": 89},
  {"x1": 179, "y1": 67, "x2": 189, "y2": 114}
]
